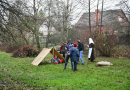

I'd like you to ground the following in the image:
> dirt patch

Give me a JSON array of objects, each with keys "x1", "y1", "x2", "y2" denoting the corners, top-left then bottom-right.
[
  {"x1": 0, "y1": 80, "x2": 23, "y2": 90},
  {"x1": 116, "y1": 81, "x2": 123, "y2": 84}
]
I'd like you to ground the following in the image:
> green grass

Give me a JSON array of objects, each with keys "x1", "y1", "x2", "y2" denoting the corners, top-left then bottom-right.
[{"x1": 0, "y1": 51, "x2": 130, "y2": 90}]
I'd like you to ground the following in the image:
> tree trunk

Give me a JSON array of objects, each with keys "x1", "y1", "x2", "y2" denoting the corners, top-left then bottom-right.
[
  {"x1": 89, "y1": 0, "x2": 91, "y2": 37},
  {"x1": 45, "y1": 0, "x2": 52, "y2": 48},
  {"x1": 35, "y1": 32, "x2": 40, "y2": 48},
  {"x1": 66, "y1": 0, "x2": 69, "y2": 41},
  {"x1": 19, "y1": 28, "x2": 29, "y2": 45},
  {"x1": 100, "y1": 0, "x2": 104, "y2": 34},
  {"x1": 46, "y1": 32, "x2": 50, "y2": 48},
  {"x1": 45, "y1": 19, "x2": 51, "y2": 48},
  {"x1": 6, "y1": 26, "x2": 18, "y2": 44},
  {"x1": 96, "y1": 0, "x2": 99, "y2": 26},
  {"x1": 33, "y1": 0, "x2": 40, "y2": 48}
]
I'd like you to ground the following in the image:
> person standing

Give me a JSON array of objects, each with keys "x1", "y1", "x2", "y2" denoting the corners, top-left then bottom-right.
[
  {"x1": 64, "y1": 39, "x2": 74, "y2": 69},
  {"x1": 77, "y1": 38, "x2": 84, "y2": 65},
  {"x1": 60, "y1": 42, "x2": 66, "y2": 58},
  {"x1": 73, "y1": 43, "x2": 77, "y2": 47},
  {"x1": 88, "y1": 38, "x2": 95, "y2": 62},
  {"x1": 70, "y1": 44, "x2": 79, "y2": 71}
]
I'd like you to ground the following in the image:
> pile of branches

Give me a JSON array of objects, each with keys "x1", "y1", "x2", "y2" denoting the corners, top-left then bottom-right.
[{"x1": 12, "y1": 45, "x2": 41, "y2": 58}]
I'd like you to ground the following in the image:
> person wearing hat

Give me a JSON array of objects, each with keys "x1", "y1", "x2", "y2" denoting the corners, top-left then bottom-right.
[
  {"x1": 60, "y1": 42, "x2": 66, "y2": 58},
  {"x1": 73, "y1": 43, "x2": 77, "y2": 47},
  {"x1": 87, "y1": 38, "x2": 95, "y2": 62},
  {"x1": 70, "y1": 43, "x2": 79, "y2": 71},
  {"x1": 63, "y1": 38, "x2": 74, "y2": 69}
]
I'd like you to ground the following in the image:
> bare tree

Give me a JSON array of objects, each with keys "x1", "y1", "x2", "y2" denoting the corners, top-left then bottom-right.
[
  {"x1": 0, "y1": 0, "x2": 28, "y2": 46},
  {"x1": 88, "y1": 0, "x2": 91, "y2": 36},
  {"x1": 96, "y1": 0, "x2": 99, "y2": 26},
  {"x1": 44, "y1": 0, "x2": 80, "y2": 43},
  {"x1": 116, "y1": 0, "x2": 130, "y2": 43},
  {"x1": 100, "y1": 0, "x2": 104, "y2": 34},
  {"x1": 0, "y1": 0, "x2": 44, "y2": 48},
  {"x1": 32, "y1": 0, "x2": 41, "y2": 48},
  {"x1": 55, "y1": 0, "x2": 79, "y2": 42},
  {"x1": 45, "y1": 0, "x2": 52, "y2": 48},
  {"x1": 75, "y1": 0, "x2": 96, "y2": 37},
  {"x1": 116, "y1": 0, "x2": 130, "y2": 15}
]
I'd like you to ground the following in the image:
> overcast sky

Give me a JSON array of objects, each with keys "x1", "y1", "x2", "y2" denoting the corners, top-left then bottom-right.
[{"x1": 8, "y1": 0, "x2": 129, "y2": 24}]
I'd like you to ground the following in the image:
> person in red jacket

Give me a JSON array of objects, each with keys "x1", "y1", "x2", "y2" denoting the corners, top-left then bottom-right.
[{"x1": 60, "y1": 42, "x2": 66, "y2": 58}]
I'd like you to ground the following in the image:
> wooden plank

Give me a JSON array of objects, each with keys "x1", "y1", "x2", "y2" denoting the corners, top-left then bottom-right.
[
  {"x1": 31, "y1": 48, "x2": 51, "y2": 66},
  {"x1": 50, "y1": 47, "x2": 65, "y2": 62},
  {"x1": 31, "y1": 47, "x2": 65, "y2": 66}
]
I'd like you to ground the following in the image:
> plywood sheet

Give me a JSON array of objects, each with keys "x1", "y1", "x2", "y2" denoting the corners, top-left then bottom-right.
[
  {"x1": 31, "y1": 48, "x2": 51, "y2": 66},
  {"x1": 31, "y1": 47, "x2": 65, "y2": 66},
  {"x1": 50, "y1": 47, "x2": 65, "y2": 62}
]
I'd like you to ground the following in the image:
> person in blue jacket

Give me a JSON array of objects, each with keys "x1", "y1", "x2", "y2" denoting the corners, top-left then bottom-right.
[{"x1": 70, "y1": 44, "x2": 79, "y2": 71}]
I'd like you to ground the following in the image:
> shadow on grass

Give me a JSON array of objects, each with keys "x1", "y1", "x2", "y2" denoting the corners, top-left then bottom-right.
[{"x1": 39, "y1": 61, "x2": 52, "y2": 66}]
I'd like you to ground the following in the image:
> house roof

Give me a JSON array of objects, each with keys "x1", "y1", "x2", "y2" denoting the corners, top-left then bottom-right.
[{"x1": 75, "y1": 9, "x2": 129, "y2": 27}]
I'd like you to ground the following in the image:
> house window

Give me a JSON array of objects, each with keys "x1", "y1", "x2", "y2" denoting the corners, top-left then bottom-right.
[{"x1": 118, "y1": 17, "x2": 123, "y2": 22}]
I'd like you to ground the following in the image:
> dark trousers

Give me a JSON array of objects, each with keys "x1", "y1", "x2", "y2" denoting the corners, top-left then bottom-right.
[
  {"x1": 62, "y1": 51, "x2": 65, "y2": 59},
  {"x1": 64, "y1": 55, "x2": 73, "y2": 69},
  {"x1": 74, "y1": 61, "x2": 77, "y2": 71}
]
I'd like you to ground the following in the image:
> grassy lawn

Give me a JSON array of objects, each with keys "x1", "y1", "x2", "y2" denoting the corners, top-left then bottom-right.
[{"x1": 0, "y1": 51, "x2": 130, "y2": 90}]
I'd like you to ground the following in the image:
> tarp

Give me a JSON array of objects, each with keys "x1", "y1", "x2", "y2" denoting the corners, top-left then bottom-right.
[{"x1": 31, "y1": 47, "x2": 65, "y2": 66}]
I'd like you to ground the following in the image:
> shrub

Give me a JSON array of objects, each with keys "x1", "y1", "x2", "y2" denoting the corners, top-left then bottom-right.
[
  {"x1": 113, "y1": 45, "x2": 130, "y2": 58},
  {"x1": 93, "y1": 34, "x2": 116, "y2": 57},
  {"x1": 0, "y1": 44, "x2": 25, "y2": 53},
  {"x1": 0, "y1": 44, "x2": 7, "y2": 52},
  {"x1": 12, "y1": 45, "x2": 40, "y2": 58}
]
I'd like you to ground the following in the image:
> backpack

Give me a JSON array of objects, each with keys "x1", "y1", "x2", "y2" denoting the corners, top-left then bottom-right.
[
  {"x1": 66, "y1": 43, "x2": 73, "y2": 55},
  {"x1": 67, "y1": 43, "x2": 73, "y2": 51},
  {"x1": 61, "y1": 44, "x2": 66, "y2": 52}
]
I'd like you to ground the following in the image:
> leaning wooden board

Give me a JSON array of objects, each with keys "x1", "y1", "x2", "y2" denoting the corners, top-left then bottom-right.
[
  {"x1": 31, "y1": 47, "x2": 65, "y2": 66},
  {"x1": 50, "y1": 47, "x2": 65, "y2": 62}
]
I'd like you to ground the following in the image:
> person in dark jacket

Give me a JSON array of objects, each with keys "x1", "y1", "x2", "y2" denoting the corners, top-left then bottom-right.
[
  {"x1": 77, "y1": 38, "x2": 84, "y2": 65},
  {"x1": 88, "y1": 38, "x2": 95, "y2": 62},
  {"x1": 60, "y1": 42, "x2": 66, "y2": 58},
  {"x1": 70, "y1": 45, "x2": 79, "y2": 71},
  {"x1": 63, "y1": 39, "x2": 74, "y2": 69}
]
